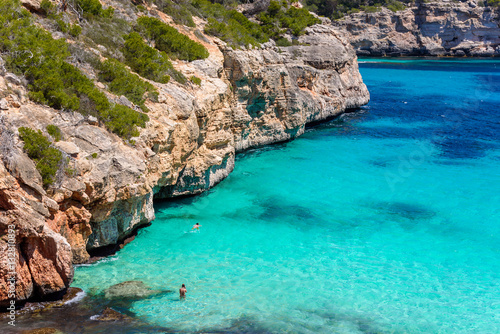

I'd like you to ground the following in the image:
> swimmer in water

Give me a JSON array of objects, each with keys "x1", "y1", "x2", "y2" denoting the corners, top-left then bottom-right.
[
  {"x1": 192, "y1": 222, "x2": 201, "y2": 230},
  {"x1": 180, "y1": 284, "x2": 187, "y2": 299}
]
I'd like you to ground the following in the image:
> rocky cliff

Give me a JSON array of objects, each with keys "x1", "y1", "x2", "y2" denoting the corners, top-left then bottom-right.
[
  {"x1": 335, "y1": 0, "x2": 500, "y2": 57},
  {"x1": 0, "y1": 1, "x2": 368, "y2": 308}
]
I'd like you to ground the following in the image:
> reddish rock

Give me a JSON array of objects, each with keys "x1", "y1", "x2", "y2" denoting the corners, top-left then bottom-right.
[
  {"x1": 22, "y1": 228, "x2": 73, "y2": 297},
  {"x1": 0, "y1": 161, "x2": 73, "y2": 306},
  {"x1": 47, "y1": 201, "x2": 92, "y2": 264},
  {"x1": 0, "y1": 241, "x2": 34, "y2": 306}
]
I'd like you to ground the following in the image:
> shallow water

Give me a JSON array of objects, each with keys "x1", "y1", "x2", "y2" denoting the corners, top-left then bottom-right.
[{"x1": 17, "y1": 58, "x2": 500, "y2": 333}]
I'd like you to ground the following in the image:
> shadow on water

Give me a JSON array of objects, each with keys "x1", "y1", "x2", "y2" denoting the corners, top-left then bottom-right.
[
  {"x1": 254, "y1": 196, "x2": 318, "y2": 223},
  {"x1": 475, "y1": 74, "x2": 500, "y2": 94},
  {"x1": 369, "y1": 201, "x2": 436, "y2": 221},
  {"x1": 199, "y1": 315, "x2": 273, "y2": 334}
]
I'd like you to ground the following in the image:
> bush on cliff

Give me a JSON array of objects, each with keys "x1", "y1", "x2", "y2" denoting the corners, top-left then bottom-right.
[
  {"x1": 192, "y1": 0, "x2": 268, "y2": 48},
  {"x1": 123, "y1": 32, "x2": 186, "y2": 84},
  {"x1": 387, "y1": 0, "x2": 406, "y2": 12},
  {"x1": 105, "y1": 104, "x2": 149, "y2": 139},
  {"x1": 81, "y1": 15, "x2": 131, "y2": 59},
  {"x1": 73, "y1": 0, "x2": 114, "y2": 19},
  {"x1": 304, "y1": 0, "x2": 410, "y2": 19},
  {"x1": 46, "y1": 124, "x2": 62, "y2": 142},
  {"x1": 18, "y1": 127, "x2": 63, "y2": 186},
  {"x1": 154, "y1": 0, "x2": 196, "y2": 27},
  {"x1": 136, "y1": 17, "x2": 209, "y2": 61},
  {"x1": 259, "y1": 1, "x2": 321, "y2": 39},
  {"x1": 98, "y1": 59, "x2": 158, "y2": 112}
]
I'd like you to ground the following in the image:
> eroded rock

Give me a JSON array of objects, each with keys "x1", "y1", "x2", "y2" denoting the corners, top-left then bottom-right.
[{"x1": 335, "y1": 1, "x2": 500, "y2": 57}]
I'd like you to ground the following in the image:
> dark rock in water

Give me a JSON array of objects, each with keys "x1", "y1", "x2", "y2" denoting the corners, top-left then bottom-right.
[
  {"x1": 386, "y1": 202, "x2": 435, "y2": 220},
  {"x1": 11, "y1": 287, "x2": 84, "y2": 316},
  {"x1": 104, "y1": 281, "x2": 160, "y2": 300},
  {"x1": 61, "y1": 287, "x2": 84, "y2": 304},
  {"x1": 93, "y1": 307, "x2": 133, "y2": 322},
  {"x1": 257, "y1": 197, "x2": 316, "y2": 222},
  {"x1": 21, "y1": 328, "x2": 63, "y2": 334}
]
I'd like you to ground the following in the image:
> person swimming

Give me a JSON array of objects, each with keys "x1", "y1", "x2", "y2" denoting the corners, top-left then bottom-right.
[
  {"x1": 179, "y1": 284, "x2": 187, "y2": 298},
  {"x1": 192, "y1": 222, "x2": 201, "y2": 230}
]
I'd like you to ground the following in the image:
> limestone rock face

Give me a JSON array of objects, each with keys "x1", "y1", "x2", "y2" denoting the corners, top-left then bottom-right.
[
  {"x1": 225, "y1": 25, "x2": 369, "y2": 151},
  {"x1": 0, "y1": 12, "x2": 369, "y2": 306},
  {"x1": 335, "y1": 0, "x2": 500, "y2": 57}
]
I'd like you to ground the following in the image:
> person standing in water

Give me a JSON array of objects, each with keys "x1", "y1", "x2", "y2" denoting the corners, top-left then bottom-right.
[
  {"x1": 180, "y1": 284, "x2": 187, "y2": 298},
  {"x1": 192, "y1": 222, "x2": 201, "y2": 230}
]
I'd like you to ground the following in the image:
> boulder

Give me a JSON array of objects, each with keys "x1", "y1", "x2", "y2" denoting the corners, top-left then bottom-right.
[
  {"x1": 4, "y1": 73, "x2": 22, "y2": 85},
  {"x1": 104, "y1": 281, "x2": 159, "y2": 300},
  {"x1": 93, "y1": 307, "x2": 133, "y2": 322},
  {"x1": 0, "y1": 98, "x2": 8, "y2": 110}
]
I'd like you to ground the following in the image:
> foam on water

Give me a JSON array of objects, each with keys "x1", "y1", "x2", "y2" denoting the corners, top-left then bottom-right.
[
  {"x1": 73, "y1": 59, "x2": 500, "y2": 333},
  {"x1": 64, "y1": 290, "x2": 87, "y2": 305}
]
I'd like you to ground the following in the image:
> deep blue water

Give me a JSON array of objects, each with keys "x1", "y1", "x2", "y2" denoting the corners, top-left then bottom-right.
[{"x1": 71, "y1": 59, "x2": 500, "y2": 333}]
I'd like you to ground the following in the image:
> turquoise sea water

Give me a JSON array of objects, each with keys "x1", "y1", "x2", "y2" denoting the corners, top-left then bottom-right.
[{"x1": 73, "y1": 59, "x2": 500, "y2": 333}]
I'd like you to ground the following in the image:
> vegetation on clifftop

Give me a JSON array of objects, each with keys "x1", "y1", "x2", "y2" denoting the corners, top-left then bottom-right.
[
  {"x1": 259, "y1": 1, "x2": 321, "y2": 45},
  {"x1": 0, "y1": 0, "x2": 148, "y2": 141},
  {"x1": 137, "y1": 17, "x2": 209, "y2": 61},
  {"x1": 303, "y1": 0, "x2": 411, "y2": 18},
  {"x1": 149, "y1": 0, "x2": 320, "y2": 48}
]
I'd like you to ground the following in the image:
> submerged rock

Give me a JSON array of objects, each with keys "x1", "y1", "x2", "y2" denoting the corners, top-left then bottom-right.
[
  {"x1": 93, "y1": 307, "x2": 133, "y2": 322},
  {"x1": 104, "y1": 281, "x2": 160, "y2": 300}
]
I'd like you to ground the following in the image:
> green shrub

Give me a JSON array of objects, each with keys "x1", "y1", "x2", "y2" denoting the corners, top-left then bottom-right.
[
  {"x1": 18, "y1": 127, "x2": 63, "y2": 186},
  {"x1": 74, "y1": 0, "x2": 114, "y2": 18},
  {"x1": 275, "y1": 37, "x2": 293, "y2": 47},
  {"x1": 69, "y1": 24, "x2": 82, "y2": 37},
  {"x1": 91, "y1": 152, "x2": 98, "y2": 159},
  {"x1": 46, "y1": 124, "x2": 62, "y2": 142},
  {"x1": 154, "y1": 0, "x2": 196, "y2": 27},
  {"x1": 361, "y1": 5, "x2": 381, "y2": 12},
  {"x1": 104, "y1": 104, "x2": 149, "y2": 139},
  {"x1": 304, "y1": 0, "x2": 412, "y2": 19},
  {"x1": 193, "y1": 0, "x2": 268, "y2": 48},
  {"x1": 190, "y1": 75, "x2": 201, "y2": 86},
  {"x1": 387, "y1": 1, "x2": 405, "y2": 12},
  {"x1": 82, "y1": 15, "x2": 131, "y2": 57},
  {"x1": 282, "y1": 6, "x2": 321, "y2": 36},
  {"x1": 98, "y1": 58, "x2": 158, "y2": 111},
  {"x1": 123, "y1": 32, "x2": 182, "y2": 83},
  {"x1": 56, "y1": 18, "x2": 68, "y2": 33},
  {"x1": 137, "y1": 17, "x2": 209, "y2": 61},
  {"x1": 40, "y1": 0, "x2": 57, "y2": 16},
  {"x1": 259, "y1": 1, "x2": 320, "y2": 40}
]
